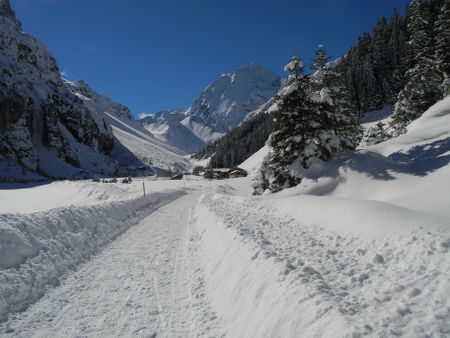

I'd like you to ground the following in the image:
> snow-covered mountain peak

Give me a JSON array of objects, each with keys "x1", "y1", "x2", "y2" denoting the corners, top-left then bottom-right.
[
  {"x1": 142, "y1": 63, "x2": 281, "y2": 153},
  {"x1": 189, "y1": 63, "x2": 280, "y2": 132}
]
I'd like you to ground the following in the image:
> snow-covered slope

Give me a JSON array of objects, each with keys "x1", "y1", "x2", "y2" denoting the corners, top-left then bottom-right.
[
  {"x1": 195, "y1": 96, "x2": 450, "y2": 336},
  {"x1": 141, "y1": 110, "x2": 205, "y2": 154},
  {"x1": 142, "y1": 63, "x2": 281, "y2": 153},
  {"x1": 188, "y1": 63, "x2": 281, "y2": 132},
  {"x1": 0, "y1": 1, "x2": 121, "y2": 181},
  {"x1": 239, "y1": 144, "x2": 269, "y2": 176},
  {"x1": 64, "y1": 80, "x2": 190, "y2": 173},
  {"x1": 106, "y1": 111, "x2": 190, "y2": 173}
]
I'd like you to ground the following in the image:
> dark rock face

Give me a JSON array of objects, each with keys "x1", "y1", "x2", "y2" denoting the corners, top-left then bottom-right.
[
  {"x1": 0, "y1": 5, "x2": 118, "y2": 180},
  {"x1": 0, "y1": 0, "x2": 18, "y2": 22}
]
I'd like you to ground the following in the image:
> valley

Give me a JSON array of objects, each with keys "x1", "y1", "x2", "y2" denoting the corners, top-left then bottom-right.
[{"x1": 1, "y1": 0, "x2": 450, "y2": 336}]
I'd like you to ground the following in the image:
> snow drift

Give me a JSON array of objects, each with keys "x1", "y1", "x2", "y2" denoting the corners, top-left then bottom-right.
[{"x1": 195, "y1": 187, "x2": 450, "y2": 337}]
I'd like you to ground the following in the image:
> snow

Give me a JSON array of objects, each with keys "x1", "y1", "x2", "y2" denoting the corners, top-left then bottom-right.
[
  {"x1": 141, "y1": 63, "x2": 281, "y2": 153},
  {"x1": 0, "y1": 180, "x2": 156, "y2": 214},
  {"x1": 1, "y1": 192, "x2": 223, "y2": 337},
  {"x1": 0, "y1": 177, "x2": 228, "y2": 325},
  {"x1": 188, "y1": 63, "x2": 281, "y2": 133},
  {"x1": 1, "y1": 95, "x2": 450, "y2": 337},
  {"x1": 239, "y1": 144, "x2": 269, "y2": 176},
  {"x1": 284, "y1": 56, "x2": 302, "y2": 72},
  {"x1": 64, "y1": 79, "x2": 190, "y2": 173},
  {"x1": 179, "y1": 115, "x2": 225, "y2": 144},
  {"x1": 0, "y1": 187, "x2": 186, "y2": 321},
  {"x1": 359, "y1": 105, "x2": 394, "y2": 146},
  {"x1": 196, "y1": 189, "x2": 450, "y2": 336},
  {"x1": 141, "y1": 110, "x2": 206, "y2": 154},
  {"x1": 191, "y1": 96, "x2": 450, "y2": 336},
  {"x1": 0, "y1": 13, "x2": 123, "y2": 180},
  {"x1": 105, "y1": 112, "x2": 189, "y2": 173}
]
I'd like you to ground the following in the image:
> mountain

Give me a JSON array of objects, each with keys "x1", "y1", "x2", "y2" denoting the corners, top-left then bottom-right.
[
  {"x1": 140, "y1": 110, "x2": 206, "y2": 154},
  {"x1": 64, "y1": 80, "x2": 190, "y2": 174},
  {"x1": 0, "y1": 1, "x2": 121, "y2": 181},
  {"x1": 141, "y1": 63, "x2": 281, "y2": 153},
  {"x1": 0, "y1": 1, "x2": 188, "y2": 181}
]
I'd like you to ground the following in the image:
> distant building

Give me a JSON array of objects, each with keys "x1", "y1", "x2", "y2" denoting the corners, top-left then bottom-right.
[{"x1": 227, "y1": 167, "x2": 248, "y2": 178}]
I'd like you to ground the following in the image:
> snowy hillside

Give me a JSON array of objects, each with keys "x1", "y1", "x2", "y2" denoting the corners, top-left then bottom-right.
[
  {"x1": 196, "y1": 96, "x2": 450, "y2": 336},
  {"x1": 65, "y1": 80, "x2": 190, "y2": 173},
  {"x1": 0, "y1": 2, "x2": 122, "y2": 181},
  {"x1": 141, "y1": 110, "x2": 205, "y2": 154},
  {"x1": 142, "y1": 63, "x2": 281, "y2": 153}
]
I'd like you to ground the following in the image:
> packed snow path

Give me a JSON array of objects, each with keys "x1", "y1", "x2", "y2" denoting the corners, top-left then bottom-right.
[{"x1": 1, "y1": 192, "x2": 222, "y2": 338}]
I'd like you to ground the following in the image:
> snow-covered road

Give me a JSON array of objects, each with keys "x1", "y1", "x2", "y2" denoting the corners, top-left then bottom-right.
[{"x1": 1, "y1": 192, "x2": 222, "y2": 338}]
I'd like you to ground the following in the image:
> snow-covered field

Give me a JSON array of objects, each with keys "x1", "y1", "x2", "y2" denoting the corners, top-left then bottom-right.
[{"x1": 1, "y1": 98, "x2": 450, "y2": 337}]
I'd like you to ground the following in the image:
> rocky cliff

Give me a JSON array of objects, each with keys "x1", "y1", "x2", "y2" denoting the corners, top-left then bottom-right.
[{"x1": 0, "y1": 1, "x2": 125, "y2": 180}]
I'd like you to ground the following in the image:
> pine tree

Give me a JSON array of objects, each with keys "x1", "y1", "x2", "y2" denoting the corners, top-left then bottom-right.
[
  {"x1": 361, "y1": 60, "x2": 383, "y2": 111},
  {"x1": 435, "y1": 0, "x2": 450, "y2": 96},
  {"x1": 254, "y1": 55, "x2": 312, "y2": 194},
  {"x1": 363, "y1": 121, "x2": 390, "y2": 145},
  {"x1": 391, "y1": 0, "x2": 442, "y2": 135},
  {"x1": 311, "y1": 44, "x2": 330, "y2": 75},
  {"x1": 310, "y1": 45, "x2": 362, "y2": 158},
  {"x1": 254, "y1": 49, "x2": 361, "y2": 195}
]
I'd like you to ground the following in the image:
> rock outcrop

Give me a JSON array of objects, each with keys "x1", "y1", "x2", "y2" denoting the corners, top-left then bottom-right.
[{"x1": 0, "y1": 1, "x2": 120, "y2": 180}]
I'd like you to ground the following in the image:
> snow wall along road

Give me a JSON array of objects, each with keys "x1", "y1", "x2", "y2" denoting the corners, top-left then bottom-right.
[
  {"x1": 194, "y1": 189, "x2": 450, "y2": 337},
  {"x1": 0, "y1": 190, "x2": 186, "y2": 321}
]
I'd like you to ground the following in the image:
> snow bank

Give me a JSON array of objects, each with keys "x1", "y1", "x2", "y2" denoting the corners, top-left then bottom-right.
[
  {"x1": 0, "y1": 190, "x2": 186, "y2": 321},
  {"x1": 195, "y1": 190, "x2": 450, "y2": 337},
  {"x1": 0, "y1": 180, "x2": 139, "y2": 214},
  {"x1": 193, "y1": 195, "x2": 347, "y2": 338}
]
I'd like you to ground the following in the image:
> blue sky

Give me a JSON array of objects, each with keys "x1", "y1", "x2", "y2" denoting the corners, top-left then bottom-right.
[{"x1": 11, "y1": 0, "x2": 410, "y2": 117}]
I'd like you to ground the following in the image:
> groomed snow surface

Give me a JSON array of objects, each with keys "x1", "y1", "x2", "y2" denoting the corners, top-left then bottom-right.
[{"x1": 1, "y1": 97, "x2": 450, "y2": 337}]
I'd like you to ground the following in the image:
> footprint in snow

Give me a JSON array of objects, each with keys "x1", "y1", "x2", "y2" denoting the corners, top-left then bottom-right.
[
  {"x1": 440, "y1": 238, "x2": 450, "y2": 251},
  {"x1": 358, "y1": 273, "x2": 369, "y2": 284},
  {"x1": 373, "y1": 254, "x2": 385, "y2": 264},
  {"x1": 408, "y1": 288, "x2": 421, "y2": 298}
]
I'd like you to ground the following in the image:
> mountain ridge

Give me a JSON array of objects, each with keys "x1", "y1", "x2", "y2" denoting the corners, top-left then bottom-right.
[
  {"x1": 141, "y1": 63, "x2": 281, "y2": 153},
  {"x1": 0, "y1": 2, "x2": 188, "y2": 181}
]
